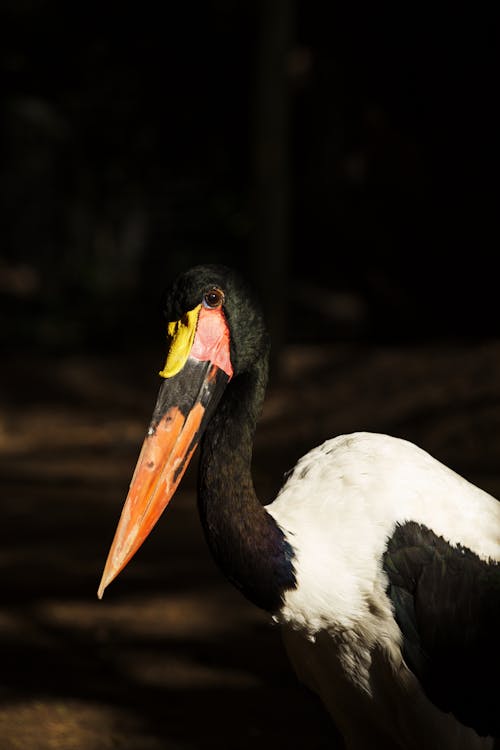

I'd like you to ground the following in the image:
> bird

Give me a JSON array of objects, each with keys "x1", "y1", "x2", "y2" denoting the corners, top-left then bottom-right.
[{"x1": 98, "y1": 263, "x2": 500, "y2": 750}]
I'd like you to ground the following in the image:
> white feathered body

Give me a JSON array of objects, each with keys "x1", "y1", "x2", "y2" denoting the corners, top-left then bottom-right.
[{"x1": 266, "y1": 432, "x2": 500, "y2": 750}]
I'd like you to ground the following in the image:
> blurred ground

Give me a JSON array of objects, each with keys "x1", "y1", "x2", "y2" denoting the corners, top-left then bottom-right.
[{"x1": 1, "y1": 338, "x2": 500, "y2": 749}]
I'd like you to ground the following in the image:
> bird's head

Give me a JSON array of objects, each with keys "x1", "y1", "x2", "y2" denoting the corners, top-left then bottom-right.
[
  {"x1": 161, "y1": 264, "x2": 268, "y2": 375},
  {"x1": 97, "y1": 264, "x2": 268, "y2": 598}
]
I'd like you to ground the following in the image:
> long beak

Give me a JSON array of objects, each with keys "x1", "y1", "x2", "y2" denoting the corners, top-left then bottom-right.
[{"x1": 98, "y1": 304, "x2": 232, "y2": 598}]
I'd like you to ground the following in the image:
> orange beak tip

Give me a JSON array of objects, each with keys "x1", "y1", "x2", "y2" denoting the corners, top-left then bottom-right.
[
  {"x1": 97, "y1": 555, "x2": 121, "y2": 600},
  {"x1": 97, "y1": 574, "x2": 108, "y2": 599},
  {"x1": 97, "y1": 571, "x2": 110, "y2": 600}
]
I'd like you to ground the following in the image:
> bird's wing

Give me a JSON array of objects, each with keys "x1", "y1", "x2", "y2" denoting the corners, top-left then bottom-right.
[{"x1": 383, "y1": 520, "x2": 500, "y2": 738}]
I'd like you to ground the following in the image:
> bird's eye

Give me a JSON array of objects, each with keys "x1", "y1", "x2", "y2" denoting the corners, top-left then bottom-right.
[{"x1": 203, "y1": 287, "x2": 224, "y2": 309}]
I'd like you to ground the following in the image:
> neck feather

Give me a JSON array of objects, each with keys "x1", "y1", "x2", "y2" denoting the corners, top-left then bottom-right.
[{"x1": 197, "y1": 364, "x2": 296, "y2": 612}]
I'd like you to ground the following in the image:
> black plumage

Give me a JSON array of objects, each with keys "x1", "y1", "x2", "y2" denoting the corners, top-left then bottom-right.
[{"x1": 385, "y1": 521, "x2": 500, "y2": 737}]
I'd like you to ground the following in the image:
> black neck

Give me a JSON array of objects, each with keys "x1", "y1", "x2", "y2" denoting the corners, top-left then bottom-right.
[{"x1": 197, "y1": 362, "x2": 296, "y2": 613}]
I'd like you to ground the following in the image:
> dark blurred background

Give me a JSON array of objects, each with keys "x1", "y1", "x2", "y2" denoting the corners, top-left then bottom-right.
[
  {"x1": 1, "y1": 4, "x2": 499, "y2": 748},
  {"x1": 1, "y1": 1, "x2": 498, "y2": 357}
]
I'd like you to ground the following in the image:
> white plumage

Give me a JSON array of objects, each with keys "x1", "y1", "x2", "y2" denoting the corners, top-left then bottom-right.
[{"x1": 269, "y1": 432, "x2": 500, "y2": 749}]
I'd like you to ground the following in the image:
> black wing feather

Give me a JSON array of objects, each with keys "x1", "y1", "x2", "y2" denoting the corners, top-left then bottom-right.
[{"x1": 384, "y1": 521, "x2": 500, "y2": 738}]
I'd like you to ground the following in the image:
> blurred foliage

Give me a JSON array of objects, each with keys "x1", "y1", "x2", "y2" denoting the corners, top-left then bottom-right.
[{"x1": 0, "y1": 1, "x2": 498, "y2": 352}]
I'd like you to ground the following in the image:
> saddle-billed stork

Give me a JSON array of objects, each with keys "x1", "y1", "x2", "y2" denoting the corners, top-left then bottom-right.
[{"x1": 98, "y1": 264, "x2": 500, "y2": 750}]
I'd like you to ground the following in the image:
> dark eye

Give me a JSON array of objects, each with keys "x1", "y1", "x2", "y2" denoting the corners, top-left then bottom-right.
[{"x1": 203, "y1": 287, "x2": 224, "y2": 309}]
